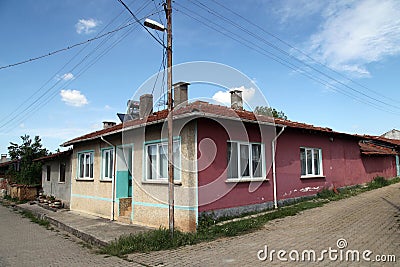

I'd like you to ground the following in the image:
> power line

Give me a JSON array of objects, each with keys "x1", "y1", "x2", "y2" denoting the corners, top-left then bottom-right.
[
  {"x1": 184, "y1": 0, "x2": 400, "y2": 112},
  {"x1": 0, "y1": 21, "x2": 137, "y2": 70},
  {"x1": 176, "y1": 2, "x2": 399, "y2": 114},
  {"x1": 1, "y1": 3, "x2": 159, "y2": 132},
  {"x1": 209, "y1": 0, "x2": 400, "y2": 106},
  {"x1": 174, "y1": 5, "x2": 400, "y2": 115},
  {"x1": 116, "y1": 0, "x2": 166, "y2": 47}
]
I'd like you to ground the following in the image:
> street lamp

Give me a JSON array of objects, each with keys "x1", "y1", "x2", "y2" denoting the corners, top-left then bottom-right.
[
  {"x1": 144, "y1": 0, "x2": 174, "y2": 238},
  {"x1": 144, "y1": 18, "x2": 165, "y2": 32}
]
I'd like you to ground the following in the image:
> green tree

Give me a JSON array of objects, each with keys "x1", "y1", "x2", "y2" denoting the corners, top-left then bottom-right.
[
  {"x1": 254, "y1": 106, "x2": 288, "y2": 120},
  {"x1": 7, "y1": 135, "x2": 48, "y2": 185}
]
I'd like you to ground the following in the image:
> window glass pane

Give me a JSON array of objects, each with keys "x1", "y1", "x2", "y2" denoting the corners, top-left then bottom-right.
[
  {"x1": 147, "y1": 145, "x2": 157, "y2": 180},
  {"x1": 84, "y1": 154, "x2": 90, "y2": 177},
  {"x1": 173, "y1": 141, "x2": 180, "y2": 180},
  {"x1": 109, "y1": 150, "x2": 113, "y2": 178},
  {"x1": 314, "y1": 149, "x2": 320, "y2": 175},
  {"x1": 159, "y1": 144, "x2": 168, "y2": 179},
  {"x1": 47, "y1": 165, "x2": 51, "y2": 181},
  {"x1": 79, "y1": 154, "x2": 84, "y2": 178},
  {"x1": 227, "y1": 142, "x2": 238, "y2": 179},
  {"x1": 300, "y1": 148, "x2": 306, "y2": 176},
  {"x1": 252, "y1": 144, "x2": 262, "y2": 177},
  {"x1": 90, "y1": 153, "x2": 94, "y2": 178},
  {"x1": 306, "y1": 149, "x2": 313, "y2": 175},
  {"x1": 60, "y1": 163, "x2": 66, "y2": 182},
  {"x1": 104, "y1": 151, "x2": 109, "y2": 178},
  {"x1": 240, "y1": 144, "x2": 250, "y2": 177}
]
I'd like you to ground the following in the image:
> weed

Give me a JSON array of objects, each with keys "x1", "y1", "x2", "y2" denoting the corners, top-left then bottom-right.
[
  {"x1": 20, "y1": 210, "x2": 50, "y2": 228},
  {"x1": 367, "y1": 176, "x2": 389, "y2": 189},
  {"x1": 100, "y1": 176, "x2": 400, "y2": 256}
]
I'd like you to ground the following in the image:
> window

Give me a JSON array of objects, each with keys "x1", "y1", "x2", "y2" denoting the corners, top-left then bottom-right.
[
  {"x1": 102, "y1": 148, "x2": 114, "y2": 180},
  {"x1": 78, "y1": 152, "x2": 94, "y2": 179},
  {"x1": 300, "y1": 147, "x2": 323, "y2": 177},
  {"x1": 59, "y1": 162, "x2": 66, "y2": 183},
  {"x1": 145, "y1": 140, "x2": 180, "y2": 181},
  {"x1": 46, "y1": 165, "x2": 51, "y2": 181},
  {"x1": 227, "y1": 141, "x2": 264, "y2": 180}
]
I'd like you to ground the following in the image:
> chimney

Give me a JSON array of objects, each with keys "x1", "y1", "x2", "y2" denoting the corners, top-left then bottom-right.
[
  {"x1": 103, "y1": 121, "x2": 116, "y2": 129},
  {"x1": 1, "y1": 154, "x2": 7, "y2": 162},
  {"x1": 139, "y1": 94, "x2": 153, "y2": 119},
  {"x1": 230, "y1": 90, "x2": 243, "y2": 110},
  {"x1": 173, "y1": 82, "x2": 190, "y2": 107}
]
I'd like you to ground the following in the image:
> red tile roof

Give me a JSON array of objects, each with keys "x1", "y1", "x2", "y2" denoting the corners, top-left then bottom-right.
[
  {"x1": 359, "y1": 141, "x2": 397, "y2": 155},
  {"x1": 61, "y1": 101, "x2": 397, "y2": 148},
  {"x1": 33, "y1": 150, "x2": 73, "y2": 162},
  {"x1": 0, "y1": 159, "x2": 18, "y2": 168}
]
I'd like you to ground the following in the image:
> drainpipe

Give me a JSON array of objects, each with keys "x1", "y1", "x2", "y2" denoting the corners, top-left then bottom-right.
[
  {"x1": 101, "y1": 136, "x2": 117, "y2": 221},
  {"x1": 272, "y1": 126, "x2": 286, "y2": 209}
]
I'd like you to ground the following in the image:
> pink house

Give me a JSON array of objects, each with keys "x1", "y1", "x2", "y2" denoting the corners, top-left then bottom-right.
[{"x1": 60, "y1": 84, "x2": 400, "y2": 230}]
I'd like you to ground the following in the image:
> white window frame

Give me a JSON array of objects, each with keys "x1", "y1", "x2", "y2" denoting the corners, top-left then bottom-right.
[
  {"x1": 77, "y1": 151, "x2": 94, "y2": 180},
  {"x1": 101, "y1": 148, "x2": 114, "y2": 181},
  {"x1": 227, "y1": 141, "x2": 265, "y2": 182},
  {"x1": 144, "y1": 140, "x2": 180, "y2": 182},
  {"x1": 300, "y1": 147, "x2": 323, "y2": 178}
]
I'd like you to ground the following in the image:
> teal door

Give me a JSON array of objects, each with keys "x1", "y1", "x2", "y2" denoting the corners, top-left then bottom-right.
[
  {"x1": 116, "y1": 146, "x2": 133, "y2": 198},
  {"x1": 396, "y1": 155, "x2": 400, "y2": 177}
]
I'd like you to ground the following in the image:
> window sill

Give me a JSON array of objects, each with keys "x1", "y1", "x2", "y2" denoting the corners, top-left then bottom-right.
[
  {"x1": 76, "y1": 178, "x2": 94, "y2": 181},
  {"x1": 300, "y1": 175, "x2": 325, "y2": 179},
  {"x1": 142, "y1": 180, "x2": 182, "y2": 185},
  {"x1": 58, "y1": 182, "x2": 66, "y2": 184},
  {"x1": 100, "y1": 179, "x2": 112, "y2": 182},
  {"x1": 226, "y1": 178, "x2": 269, "y2": 183}
]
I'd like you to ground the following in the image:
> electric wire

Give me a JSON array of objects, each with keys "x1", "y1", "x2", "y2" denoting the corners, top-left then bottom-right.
[
  {"x1": 174, "y1": 5, "x2": 400, "y2": 115},
  {"x1": 209, "y1": 0, "x2": 400, "y2": 105},
  {"x1": 116, "y1": 0, "x2": 166, "y2": 47},
  {"x1": 183, "y1": 0, "x2": 400, "y2": 112},
  {"x1": 1, "y1": 4, "x2": 159, "y2": 132}
]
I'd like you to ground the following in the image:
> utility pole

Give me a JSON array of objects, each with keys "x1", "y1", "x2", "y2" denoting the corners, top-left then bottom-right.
[{"x1": 166, "y1": 0, "x2": 174, "y2": 238}]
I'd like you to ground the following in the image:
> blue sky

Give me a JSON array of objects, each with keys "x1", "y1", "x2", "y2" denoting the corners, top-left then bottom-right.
[{"x1": 0, "y1": 0, "x2": 399, "y2": 153}]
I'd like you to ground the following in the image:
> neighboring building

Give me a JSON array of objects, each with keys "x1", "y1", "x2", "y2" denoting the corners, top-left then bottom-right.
[
  {"x1": 0, "y1": 154, "x2": 10, "y2": 163},
  {"x1": 57, "y1": 83, "x2": 399, "y2": 232},
  {"x1": 382, "y1": 129, "x2": 400, "y2": 140},
  {"x1": 0, "y1": 159, "x2": 19, "y2": 180},
  {"x1": 34, "y1": 150, "x2": 73, "y2": 208}
]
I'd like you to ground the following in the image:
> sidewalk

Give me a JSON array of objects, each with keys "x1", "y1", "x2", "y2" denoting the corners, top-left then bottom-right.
[{"x1": 14, "y1": 202, "x2": 152, "y2": 247}]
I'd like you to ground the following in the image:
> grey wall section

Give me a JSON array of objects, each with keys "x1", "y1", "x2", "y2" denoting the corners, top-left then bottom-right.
[{"x1": 41, "y1": 156, "x2": 71, "y2": 208}]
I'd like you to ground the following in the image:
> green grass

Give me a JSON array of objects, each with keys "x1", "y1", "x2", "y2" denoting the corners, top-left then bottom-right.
[
  {"x1": 100, "y1": 176, "x2": 400, "y2": 256},
  {"x1": 100, "y1": 200, "x2": 326, "y2": 256},
  {"x1": 20, "y1": 210, "x2": 50, "y2": 228}
]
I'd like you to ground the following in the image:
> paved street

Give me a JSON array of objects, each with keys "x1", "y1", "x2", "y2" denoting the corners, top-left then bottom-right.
[
  {"x1": 1, "y1": 183, "x2": 399, "y2": 266},
  {"x1": 0, "y1": 205, "x2": 136, "y2": 267},
  {"x1": 128, "y1": 183, "x2": 400, "y2": 266}
]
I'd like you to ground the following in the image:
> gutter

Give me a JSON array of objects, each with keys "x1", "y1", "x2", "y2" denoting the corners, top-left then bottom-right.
[
  {"x1": 100, "y1": 136, "x2": 117, "y2": 221},
  {"x1": 272, "y1": 126, "x2": 286, "y2": 209}
]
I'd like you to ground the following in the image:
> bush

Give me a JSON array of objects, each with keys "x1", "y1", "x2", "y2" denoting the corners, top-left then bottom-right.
[
  {"x1": 367, "y1": 176, "x2": 389, "y2": 189},
  {"x1": 317, "y1": 188, "x2": 337, "y2": 199}
]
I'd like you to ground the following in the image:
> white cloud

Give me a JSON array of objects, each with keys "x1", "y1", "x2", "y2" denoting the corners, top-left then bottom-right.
[
  {"x1": 60, "y1": 73, "x2": 74, "y2": 81},
  {"x1": 104, "y1": 105, "x2": 112, "y2": 110},
  {"x1": 276, "y1": 0, "x2": 325, "y2": 23},
  {"x1": 60, "y1": 89, "x2": 88, "y2": 107},
  {"x1": 304, "y1": 0, "x2": 400, "y2": 76},
  {"x1": 212, "y1": 86, "x2": 256, "y2": 105},
  {"x1": 75, "y1": 18, "x2": 100, "y2": 34}
]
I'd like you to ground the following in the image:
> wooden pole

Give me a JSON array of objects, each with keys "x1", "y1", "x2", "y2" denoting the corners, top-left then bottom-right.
[{"x1": 166, "y1": 0, "x2": 174, "y2": 238}]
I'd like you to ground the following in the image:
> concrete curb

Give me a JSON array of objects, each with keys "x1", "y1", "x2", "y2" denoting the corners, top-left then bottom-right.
[{"x1": 13, "y1": 204, "x2": 108, "y2": 247}]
